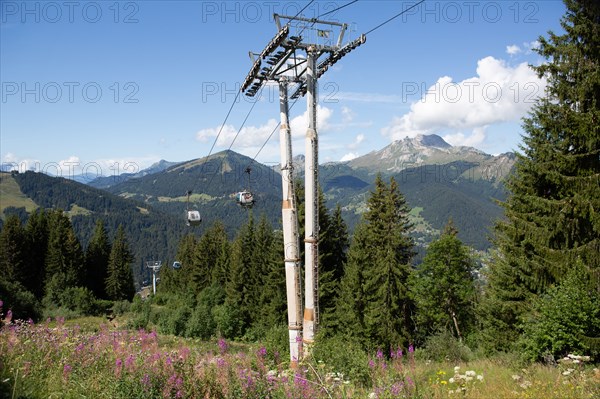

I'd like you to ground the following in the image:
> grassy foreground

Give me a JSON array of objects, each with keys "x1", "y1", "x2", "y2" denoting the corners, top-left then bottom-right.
[{"x1": 1, "y1": 316, "x2": 598, "y2": 399}]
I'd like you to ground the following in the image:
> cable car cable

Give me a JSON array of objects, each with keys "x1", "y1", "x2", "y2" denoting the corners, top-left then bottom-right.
[{"x1": 364, "y1": 0, "x2": 425, "y2": 35}]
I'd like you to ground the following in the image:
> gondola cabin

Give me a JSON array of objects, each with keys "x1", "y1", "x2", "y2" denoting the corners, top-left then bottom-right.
[
  {"x1": 172, "y1": 261, "x2": 182, "y2": 269},
  {"x1": 186, "y1": 210, "x2": 202, "y2": 226},
  {"x1": 236, "y1": 191, "x2": 255, "y2": 208}
]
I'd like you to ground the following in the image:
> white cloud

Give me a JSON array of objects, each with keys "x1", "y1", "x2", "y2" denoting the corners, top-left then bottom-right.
[
  {"x1": 381, "y1": 56, "x2": 546, "y2": 145},
  {"x1": 506, "y1": 44, "x2": 521, "y2": 55},
  {"x1": 341, "y1": 106, "x2": 354, "y2": 123},
  {"x1": 347, "y1": 133, "x2": 365, "y2": 150},
  {"x1": 340, "y1": 152, "x2": 359, "y2": 162},
  {"x1": 443, "y1": 126, "x2": 487, "y2": 148},
  {"x1": 290, "y1": 105, "x2": 333, "y2": 137},
  {"x1": 1, "y1": 153, "x2": 159, "y2": 179},
  {"x1": 194, "y1": 106, "x2": 333, "y2": 162}
]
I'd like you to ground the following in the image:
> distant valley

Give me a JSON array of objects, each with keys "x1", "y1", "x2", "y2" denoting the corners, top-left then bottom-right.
[{"x1": 1, "y1": 134, "x2": 515, "y2": 285}]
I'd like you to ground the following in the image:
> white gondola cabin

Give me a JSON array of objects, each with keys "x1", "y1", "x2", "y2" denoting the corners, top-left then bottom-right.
[
  {"x1": 236, "y1": 191, "x2": 255, "y2": 208},
  {"x1": 172, "y1": 261, "x2": 182, "y2": 269},
  {"x1": 186, "y1": 210, "x2": 202, "y2": 226}
]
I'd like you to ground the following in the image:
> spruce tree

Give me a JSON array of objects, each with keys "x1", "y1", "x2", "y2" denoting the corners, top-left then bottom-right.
[
  {"x1": 338, "y1": 175, "x2": 415, "y2": 350},
  {"x1": 188, "y1": 221, "x2": 229, "y2": 293},
  {"x1": 259, "y1": 231, "x2": 287, "y2": 327},
  {"x1": 319, "y1": 204, "x2": 349, "y2": 333},
  {"x1": 485, "y1": 0, "x2": 600, "y2": 351},
  {"x1": 44, "y1": 210, "x2": 85, "y2": 304},
  {"x1": 412, "y1": 220, "x2": 477, "y2": 343},
  {"x1": 84, "y1": 219, "x2": 111, "y2": 299},
  {"x1": 0, "y1": 215, "x2": 27, "y2": 285},
  {"x1": 225, "y1": 214, "x2": 256, "y2": 331},
  {"x1": 24, "y1": 209, "x2": 48, "y2": 299},
  {"x1": 160, "y1": 233, "x2": 197, "y2": 294},
  {"x1": 105, "y1": 225, "x2": 135, "y2": 301}
]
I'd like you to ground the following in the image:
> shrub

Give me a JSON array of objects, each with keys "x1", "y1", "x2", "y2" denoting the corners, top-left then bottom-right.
[
  {"x1": 313, "y1": 334, "x2": 371, "y2": 387},
  {"x1": 519, "y1": 262, "x2": 600, "y2": 362},
  {"x1": 419, "y1": 329, "x2": 473, "y2": 363},
  {"x1": 0, "y1": 278, "x2": 42, "y2": 322}
]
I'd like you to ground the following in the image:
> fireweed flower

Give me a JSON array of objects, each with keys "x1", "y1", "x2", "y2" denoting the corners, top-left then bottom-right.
[
  {"x1": 63, "y1": 364, "x2": 72, "y2": 381},
  {"x1": 218, "y1": 338, "x2": 228, "y2": 354},
  {"x1": 115, "y1": 358, "x2": 123, "y2": 378}
]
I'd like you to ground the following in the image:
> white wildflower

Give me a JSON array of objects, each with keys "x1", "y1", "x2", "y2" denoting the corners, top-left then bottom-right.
[
  {"x1": 465, "y1": 370, "x2": 476, "y2": 377},
  {"x1": 454, "y1": 366, "x2": 461, "y2": 373},
  {"x1": 449, "y1": 377, "x2": 455, "y2": 384},
  {"x1": 477, "y1": 374, "x2": 484, "y2": 381}
]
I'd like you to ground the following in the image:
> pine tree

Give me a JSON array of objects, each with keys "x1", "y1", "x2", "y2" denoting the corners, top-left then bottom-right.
[
  {"x1": 412, "y1": 220, "x2": 477, "y2": 343},
  {"x1": 319, "y1": 204, "x2": 349, "y2": 333},
  {"x1": 105, "y1": 225, "x2": 135, "y2": 301},
  {"x1": 160, "y1": 233, "x2": 197, "y2": 294},
  {"x1": 338, "y1": 175, "x2": 415, "y2": 350},
  {"x1": 259, "y1": 231, "x2": 288, "y2": 327},
  {"x1": 485, "y1": 0, "x2": 600, "y2": 351},
  {"x1": 44, "y1": 210, "x2": 85, "y2": 304},
  {"x1": 0, "y1": 215, "x2": 27, "y2": 284},
  {"x1": 84, "y1": 219, "x2": 111, "y2": 299},
  {"x1": 225, "y1": 214, "x2": 256, "y2": 331},
  {"x1": 24, "y1": 209, "x2": 49, "y2": 299}
]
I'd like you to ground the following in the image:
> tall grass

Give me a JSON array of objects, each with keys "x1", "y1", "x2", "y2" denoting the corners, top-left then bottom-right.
[{"x1": 1, "y1": 316, "x2": 598, "y2": 398}]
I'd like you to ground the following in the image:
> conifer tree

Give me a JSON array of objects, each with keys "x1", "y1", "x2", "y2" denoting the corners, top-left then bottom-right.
[
  {"x1": 84, "y1": 219, "x2": 111, "y2": 299},
  {"x1": 105, "y1": 225, "x2": 135, "y2": 301},
  {"x1": 190, "y1": 222, "x2": 229, "y2": 294},
  {"x1": 0, "y1": 215, "x2": 27, "y2": 285},
  {"x1": 24, "y1": 209, "x2": 48, "y2": 299},
  {"x1": 160, "y1": 233, "x2": 197, "y2": 294},
  {"x1": 485, "y1": 0, "x2": 600, "y2": 350},
  {"x1": 44, "y1": 210, "x2": 85, "y2": 303},
  {"x1": 412, "y1": 220, "x2": 477, "y2": 343},
  {"x1": 225, "y1": 214, "x2": 256, "y2": 331},
  {"x1": 319, "y1": 204, "x2": 349, "y2": 332},
  {"x1": 338, "y1": 175, "x2": 415, "y2": 349},
  {"x1": 259, "y1": 231, "x2": 287, "y2": 327}
]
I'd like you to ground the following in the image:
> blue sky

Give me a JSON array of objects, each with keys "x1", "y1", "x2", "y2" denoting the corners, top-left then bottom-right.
[{"x1": 1, "y1": 0, "x2": 566, "y2": 179}]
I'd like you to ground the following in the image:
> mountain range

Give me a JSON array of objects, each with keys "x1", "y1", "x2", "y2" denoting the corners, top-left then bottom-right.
[{"x1": 1, "y1": 134, "x2": 515, "y2": 284}]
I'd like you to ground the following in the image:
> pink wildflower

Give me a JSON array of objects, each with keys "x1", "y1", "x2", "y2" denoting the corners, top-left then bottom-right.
[{"x1": 63, "y1": 364, "x2": 72, "y2": 381}]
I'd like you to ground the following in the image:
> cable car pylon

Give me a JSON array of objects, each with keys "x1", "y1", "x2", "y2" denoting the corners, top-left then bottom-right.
[{"x1": 240, "y1": 10, "x2": 364, "y2": 366}]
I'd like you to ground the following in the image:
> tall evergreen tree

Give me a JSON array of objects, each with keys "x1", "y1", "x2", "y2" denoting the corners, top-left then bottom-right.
[
  {"x1": 412, "y1": 220, "x2": 477, "y2": 343},
  {"x1": 259, "y1": 230, "x2": 288, "y2": 327},
  {"x1": 485, "y1": 0, "x2": 600, "y2": 351},
  {"x1": 84, "y1": 219, "x2": 111, "y2": 299},
  {"x1": 44, "y1": 210, "x2": 85, "y2": 304},
  {"x1": 225, "y1": 214, "x2": 256, "y2": 331},
  {"x1": 105, "y1": 225, "x2": 135, "y2": 301},
  {"x1": 0, "y1": 215, "x2": 27, "y2": 285},
  {"x1": 160, "y1": 233, "x2": 197, "y2": 294},
  {"x1": 319, "y1": 204, "x2": 349, "y2": 333},
  {"x1": 338, "y1": 175, "x2": 415, "y2": 350},
  {"x1": 24, "y1": 209, "x2": 49, "y2": 299}
]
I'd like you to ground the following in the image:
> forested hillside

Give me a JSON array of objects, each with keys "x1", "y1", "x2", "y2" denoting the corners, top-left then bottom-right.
[{"x1": 4, "y1": 171, "x2": 185, "y2": 286}]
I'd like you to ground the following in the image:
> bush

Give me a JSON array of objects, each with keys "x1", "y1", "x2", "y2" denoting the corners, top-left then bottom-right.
[
  {"x1": 519, "y1": 263, "x2": 600, "y2": 362},
  {"x1": 185, "y1": 285, "x2": 225, "y2": 339},
  {"x1": 213, "y1": 304, "x2": 244, "y2": 339},
  {"x1": 60, "y1": 286, "x2": 98, "y2": 316},
  {"x1": 418, "y1": 329, "x2": 473, "y2": 362},
  {"x1": 128, "y1": 295, "x2": 151, "y2": 330},
  {"x1": 312, "y1": 334, "x2": 371, "y2": 387},
  {"x1": 0, "y1": 278, "x2": 42, "y2": 322},
  {"x1": 158, "y1": 304, "x2": 191, "y2": 336},
  {"x1": 111, "y1": 300, "x2": 131, "y2": 316}
]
